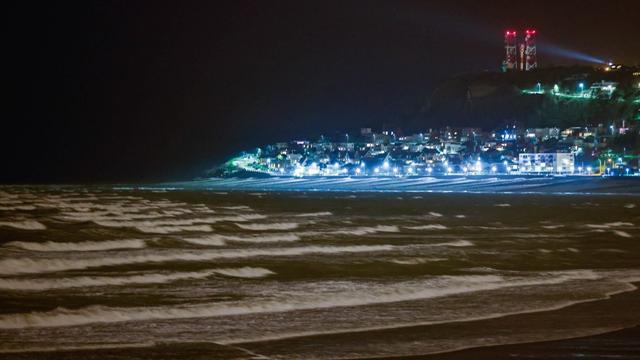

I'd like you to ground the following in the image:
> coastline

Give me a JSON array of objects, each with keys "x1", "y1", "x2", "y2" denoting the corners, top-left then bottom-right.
[
  {"x1": 141, "y1": 175, "x2": 640, "y2": 195},
  {"x1": 234, "y1": 281, "x2": 640, "y2": 359},
  {"x1": 407, "y1": 325, "x2": 640, "y2": 360}
]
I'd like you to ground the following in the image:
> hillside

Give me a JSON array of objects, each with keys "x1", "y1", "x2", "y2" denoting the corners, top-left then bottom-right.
[{"x1": 414, "y1": 66, "x2": 640, "y2": 130}]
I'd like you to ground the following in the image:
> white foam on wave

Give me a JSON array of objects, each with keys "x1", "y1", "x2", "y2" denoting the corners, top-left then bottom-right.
[
  {"x1": 0, "y1": 267, "x2": 274, "y2": 291},
  {"x1": 428, "y1": 212, "x2": 443, "y2": 217},
  {"x1": 136, "y1": 224, "x2": 214, "y2": 234},
  {"x1": 179, "y1": 236, "x2": 226, "y2": 246},
  {"x1": 222, "y1": 272, "x2": 636, "y2": 345},
  {"x1": 0, "y1": 205, "x2": 37, "y2": 211},
  {"x1": 542, "y1": 225, "x2": 564, "y2": 229},
  {"x1": 613, "y1": 230, "x2": 632, "y2": 238},
  {"x1": 406, "y1": 224, "x2": 448, "y2": 230},
  {"x1": 624, "y1": 204, "x2": 636, "y2": 209},
  {"x1": 0, "y1": 245, "x2": 395, "y2": 275},
  {"x1": 182, "y1": 233, "x2": 301, "y2": 246},
  {"x1": 236, "y1": 222, "x2": 299, "y2": 231},
  {"x1": 4, "y1": 239, "x2": 146, "y2": 252},
  {"x1": 586, "y1": 222, "x2": 633, "y2": 229},
  {"x1": 330, "y1": 225, "x2": 400, "y2": 236},
  {"x1": 0, "y1": 270, "x2": 603, "y2": 329},
  {"x1": 295, "y1": 211, "x2": 333, "y2": 217},
  {"x1": 0, "y1": 220, "x2": 46, "y2": 230},
  {"x1": 494, "y1": 203, "x2": 511, "y2": 207},
  {"x1": 95, "y1": 214, "x2": 267, "y2": 229},
  {"x1": 389, "y1": 257, "x2": 445, "y2": 265},
  {"x1": 431, "y1": 240, "x2": 474, "y2": 247},
  {"x1": 218, "y1": 205, "x2": 252, "y2": 210}
]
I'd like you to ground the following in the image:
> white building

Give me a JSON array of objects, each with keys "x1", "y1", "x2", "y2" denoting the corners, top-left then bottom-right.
[{"x1": 518, "y1": 153, "x2": 575, "y2": 174}]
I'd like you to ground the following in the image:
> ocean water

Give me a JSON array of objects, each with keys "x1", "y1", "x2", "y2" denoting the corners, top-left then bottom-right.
[{"x1": 0, "y1": 185, "x2": 639, "y2": 359}]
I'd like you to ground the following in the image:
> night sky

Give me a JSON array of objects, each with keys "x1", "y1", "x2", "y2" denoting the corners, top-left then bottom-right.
[{"x1": 5, "y1": 0, "x2": 640, "y2": 183}]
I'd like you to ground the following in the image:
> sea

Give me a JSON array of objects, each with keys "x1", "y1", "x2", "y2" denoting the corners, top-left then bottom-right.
[{"x1": 0, "y1": 180, "x2": 639, "y2": 359}]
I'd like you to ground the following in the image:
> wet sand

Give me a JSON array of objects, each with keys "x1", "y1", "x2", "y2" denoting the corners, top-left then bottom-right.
[
  {"x1": 239, "y1": 282, "x2": 640, "y2": 359},
  {"x1": 413, "y1": 325, "x2": 640, "y2": 359}
]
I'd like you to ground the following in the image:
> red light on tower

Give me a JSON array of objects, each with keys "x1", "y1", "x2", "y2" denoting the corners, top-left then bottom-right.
[
  {"x1": 504, "y1": 30, "x2": 517, "y2": 70},
  {"x1": 525, "y1": 29, "x2": 537, "y2": 71}
]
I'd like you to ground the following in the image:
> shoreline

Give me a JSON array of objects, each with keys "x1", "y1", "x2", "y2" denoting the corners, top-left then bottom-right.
[
  {"x1": 240, "y1": 281, "x2": 640, "y2": 359},
  {"x1": 139, "y1": 175, "x2": 640, "y2": 195},
  {"x1": 4, "y1": 283, "x2": 638, "y2": 359},
  {"x1": 404, "y1": 325, "x2": 640, "y2": 360}
]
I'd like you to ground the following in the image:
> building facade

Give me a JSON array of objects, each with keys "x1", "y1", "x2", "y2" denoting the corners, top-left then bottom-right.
[{"x1": 518, "y1": 153, "x2": 575, "y2": 174}]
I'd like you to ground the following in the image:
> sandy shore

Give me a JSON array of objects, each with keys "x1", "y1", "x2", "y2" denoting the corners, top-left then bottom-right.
[{"x1": 412, "y1": 325, "x2": 640, "y2": 359}]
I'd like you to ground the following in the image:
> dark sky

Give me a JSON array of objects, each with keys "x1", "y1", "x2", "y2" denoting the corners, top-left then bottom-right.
[{"x1": 4, "y1": 0, "x2": 640, "y2": 183}]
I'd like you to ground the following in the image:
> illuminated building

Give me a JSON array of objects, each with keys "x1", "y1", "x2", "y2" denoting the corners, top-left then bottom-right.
[{"x1": 518, "y1": 153, "x2": 575, "y2": 174}]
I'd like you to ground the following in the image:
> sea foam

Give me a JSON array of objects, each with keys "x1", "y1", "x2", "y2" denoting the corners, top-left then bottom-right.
[
  {"x1": 0, "y1": 220, "x2": 46, "y2": 230},
  {"x1": 0, "y1": 271, "x2": 602, "y2": 329},
  {"x1": 4, "y1": 239, "x2": 146, "y2": 252},
  {"x1": 0, "y1": 267, "x2": 274, "y2": 291},
  {"x1": 0, "y1": 245, "x2": 395, "y2": 275},
  {"x1": 236, "y1": 222, "x2": 299, "y2": 231}
]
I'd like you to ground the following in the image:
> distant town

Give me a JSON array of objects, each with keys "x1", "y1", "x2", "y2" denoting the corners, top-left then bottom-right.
[
  {"x1": 217, "y1": 29, "x2": 640, "y2": 179},
  {"x1": 220, "y1": 120, "x2": 638, "y2": 178}
]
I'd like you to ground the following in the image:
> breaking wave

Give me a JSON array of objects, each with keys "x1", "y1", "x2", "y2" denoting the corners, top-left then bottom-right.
[
  {"x1": 613, "y1": 230, "x2": 632, "y2": 238},
  {"x1": 0, "y1": 245, "x2": 395, "y2": 275},
  {"x1": 0, "y1": 267, "x2": 274, "y2": 291},
  {"x1": 236, "y1": 222, "x2": 299, "y2": 231},
  {"x1": 0, "y1": 270, "x2": 602, "y2": 329},
  {"x1": 94, "y1": 214, "x2": 267, "y2": 229},
  {"x1": 136, "y1": 225, "x2": 213, "y2": 234},
  {"x1": 431, "y1": 240, "x2": 474, "y2": 247},
  {"x1": 586, "y1": 222, "x2": 633, "y2": 229},
  {"x1": 181, "y1": 233, "x2": 301, "y2": 246},
  {"x1": 0, "y1": 220, "x2": 46, "y2": 230},
  {"x1": 406, "y1": 224, "x2": 448, "y2": 230},
  {"x1": 295, "y1": 212, "x2": 333, "y2": 217},
  {"x1": 4, "y1": 239, "x2": 146, "y2": 252},
  {"x1": 331, "y1": 225, "x2": 400, "y2": 236},
  {"x1": 389, "y1": 257, "x2": 445, "y2": 265}
]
